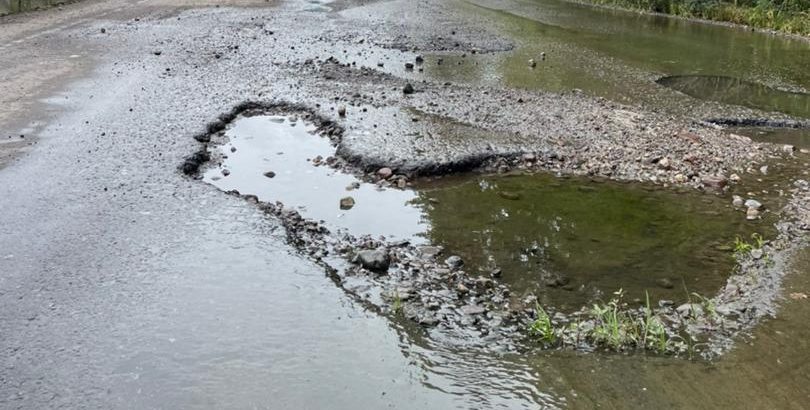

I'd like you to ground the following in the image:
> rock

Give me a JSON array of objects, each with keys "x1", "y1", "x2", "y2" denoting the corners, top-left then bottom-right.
[
  {"x1": 540, "y1": 51, "x2": 546, "y2": 60},
  {"x1": 744, "y1": 199, "x2": 762, "y2": 210},
  {"x1": 418, "y1": 246, "x2": 442, "y2": 258},
  {"x1": 674, "y1": 174, "x2": 687, "y2": 183},
  {"x1": 221, "y1": 168, "x2": 230, "y2": 176},
  {"x1": 729, "y1": 173, "x2": 741, "y2": 182},
  {"x1": 405, "y1": 62, "x2": 414, "y2": 70},
  {"x1": 655, "y1": 278, "x2": 674, "y2": 289},
  {"x1": 751, "y1": 248, "x2": 764, "y2": 259},
  {"x1": 263, "y1": 171, "x2": 276, "y2": 178},
  {"x1": 339, "y1": 196, "x2": 355, "y2": 210},
  {"x1": 498, "y1": 191, "x2": 521, "y2": 200},
  {"x1": 490, "y1": 268, "x2": 502, "y2": 278},
  {"x1": 346, "y1": 181, "x2": 361, "y2": 191},
  {"x1": 337, "y1": 105, "x2": 346, "y2": 117},
  {"x1": 759, "y1": 165, "x2": 768, "y2": 175},
  {"x1": 732, "y1": 195, "x2": 744, "y2": 207},
  {"x1": 456, "y1": 283, "x2": 469, "y2": 295},
  {"x1": 746, "y1": 207, "x2": 760, "y2": 220},
  {"x1": 415, "y1": 55, "x2": 424, "y2": 64},
  {"x1": 403, "y1": 83, "x2": 415, "y2": 94},
  {"x1": 676, "y1": 303, "x2": 704, "y2": 317},
  {"x1": 528, "y1": 58, "x2": 536, "y2": 68},
  {"x1": 657, "y1": 157, "x2": 671, "y2": 170},
  {"x1": 522, "y1": 153, "x2": 536, "y2": 162},
  {"x1": 461, "y1": 304, "x2": 486, "y2": 315},
  {"x1": 782, "y1": 144, "x2": 795, "y2": 154},
  {"x1": 354, "y1": 249, "x2": 390, "y2": 272},
  {"x1": 377, "y1": 167, "x2": 393, "y2": 179},
  {"x1": 445, "y1": 255, "x2": 464, "y2": 270},
  {"x1": 702, "y1": 175, "x2": 728, "y2": 190}
]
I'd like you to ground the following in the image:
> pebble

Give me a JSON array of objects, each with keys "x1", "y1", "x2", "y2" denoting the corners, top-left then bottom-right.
[
  {"x1": 337, "y1": 105, "x2": 346, "y2": 117},
  {"x1": 445, "y1": 255, "x2": 464, "y2": 270},
  {"x1": 528, "y1": 58, "x2": 536, "y2": 68},
  {"x1": 354, "y1": 249, "x2": 390, "y2": 272},
  {"x1": 732, "y1": 195, "x2": 744, "y2": 207},
  {"x1": 403, "y1": 83, "x2": 415, "y2": 94},
  {"x1": 744, "y1": 199, "x2": 762, "y2": 210},
  {"x1": 340, "y1": 196, "x2": 355, "y2": 210},
  {"x1": 377, "y1": 167, "x2": 393, "y2": 179},
  {"x1": 746, "y1": 207, "x2": 760, "y2": 220},
  {"x1": 263, "y1": 171, "x2": 276, "y2": 178}
]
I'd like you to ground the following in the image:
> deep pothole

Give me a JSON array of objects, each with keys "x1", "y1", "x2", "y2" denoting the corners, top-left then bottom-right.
[{"x1": 201, "y1": 112, "x2": 759, "y2": 309}]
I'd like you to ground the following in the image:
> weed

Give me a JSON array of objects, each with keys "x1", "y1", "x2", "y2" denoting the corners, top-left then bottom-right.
[{"x1": 529, "y1": 304, "x2": 557, "y2": 344}]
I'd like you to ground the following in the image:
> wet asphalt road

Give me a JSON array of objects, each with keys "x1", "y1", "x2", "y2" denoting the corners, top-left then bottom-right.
[
  {"x1": 0, "y1": 0, "x2": 560, "y2": 408},
  {"x1": 1, "y1": 0, "x2": 809, "y2": 408}
]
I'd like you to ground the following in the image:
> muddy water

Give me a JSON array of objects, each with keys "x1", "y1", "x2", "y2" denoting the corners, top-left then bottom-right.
[
  {"x1": 424, "y1": 0, "x2": 810, "y2": 144},
  {"x1": 203, "y1": 116, "x2": 427, "y2": 240},
  {"x1": 416, "y1": 173, "x2": 757, "y2": 308},
  {"x1": 206, "y1": 115, "x2": 765, "y2": 310}
]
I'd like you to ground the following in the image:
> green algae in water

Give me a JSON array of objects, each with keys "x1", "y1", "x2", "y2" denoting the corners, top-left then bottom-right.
[{"x1": 416, "y1": 173, "x2": 755, "y2": 310}]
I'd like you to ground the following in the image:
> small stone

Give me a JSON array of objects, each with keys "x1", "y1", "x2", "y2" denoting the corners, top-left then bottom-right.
[
  {"x1": 405, "y1": 62, "x2": 414, "y2": 70},
  {"x1": 729, "y1": 173, "x2": 741, "y2": 182},
  {"x1": 528, "y1": 58, "x2": 536, "y2": 68},
  {"x1": 702, "y1": 175, "x2": 728, "y2": 190},
  {"x1": 337, "y1": 105, "x2": 346, "y2": 117},
  {"x1": 498, "y1": 191, "x2": 521, "y2": 200},
  {"x1": 655, "y1": 278, "x2": 674, "y2": 289},
  {"x1": 674, "y1": 174, "x2": 687, "y2": 183},
  {"x1": 221, "y1": 169, "x2": 230, "y2": 176},
  {"x1": 263, "y1": 171, "x2": 276, "y2": 178},
  {"x1": 540, "y1": 52, "x2": 546, "y2": 60},
  {"x1": 457, "y1": 283, "x2": 469, "y2": 295},
  {"x1": 490, "y1": 268, "x2": 502, "y2": 278},
  {"x1": 461, "y1": 305, "x2": 486, "y2": 315},
  {"x1": 340, "y1": 196, "x2": 356, "y2": 210},
  {"x1": 759, "y1": 165, "x2": 769, "y2": 175},
  {"x1": 403, "y1": 83, "x2": 415, "y2": 94},
  {"x1": 732, "y1": 195, "x2": 744, "y2": 207},
  {"x1": 746, "y1": 207, "x2": 760, "y2": 220},
  {"x1": 415, "y1": 55, "x2": 424, "y2": 64},
  {"x1": 522, "y1": 153, "x2": 536, "y2": 162},
  {"x1": 782, "y1": 144, "x2": 796, "y2": 154},
  {"x1": 100, "y1": 28, "x2": 106, "y2": 33},
  {"x1": 346, "y1": 181, "x2": 361, "y2": 191},
  {"x1": 676, "y1": 303, "x2": 704, "y2": 317},
  {"x1": 657, "y1": 157, "x2": 671, "y2": 170},
  {"x1": 354, "y1": 249, "x2": 390, "y2": 272},
  {"x1": 744, "y1": 199, "x2": 762, "y2": 210},
  {"x1": 445, "y1": 255, "x2": 464, "y2": 270},
  {"x1": 751, "y1": 249, "x2": 764, "y2": 259},
  {"x1": 377, "y1": 167, "x2": 393, "y2": 179}
]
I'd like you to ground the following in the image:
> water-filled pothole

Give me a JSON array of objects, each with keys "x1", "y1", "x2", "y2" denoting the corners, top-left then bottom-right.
[
  {"x1": 415, "y1": 174, "x2": 755, "y2": 309},
  {"x1": 204, "y1": 114, "x2": 756, "y2": 309},
  {"x1": 203, "y1": 115, "x2": 427, "y2": 240},
  {"x1": 657, "y1": 75, "x2": 810, "y2": 119}
]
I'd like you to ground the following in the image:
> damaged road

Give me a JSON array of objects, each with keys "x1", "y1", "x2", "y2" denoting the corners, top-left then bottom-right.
[{"x1": 1, "y1": 0, "x2": 810, "y2": 408}]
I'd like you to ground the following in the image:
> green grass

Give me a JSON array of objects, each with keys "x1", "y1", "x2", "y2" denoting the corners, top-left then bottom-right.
[
  {"x1": 586, "y1": 0, "x2": 810, "y2": 36},
  {"x1": 529, "y1": 304, "x2": 557, "y2": 343}
]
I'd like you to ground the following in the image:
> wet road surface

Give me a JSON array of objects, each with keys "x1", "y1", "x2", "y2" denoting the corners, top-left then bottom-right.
[{"x1": 1, "y1": 0, "x2": 809, "y2": 408}]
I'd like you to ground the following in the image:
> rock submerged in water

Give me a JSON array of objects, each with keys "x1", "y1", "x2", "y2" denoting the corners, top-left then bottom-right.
[
  {"x1": 701, "y1": 175, "x2": 728, "y2": 190},
  {"x1": 340, "y1": 196, "x2": 355, "y2": 210},
  {"x1": 445, "y1": 255, "x2": 464, "y2": 270},
  {"x1": 354, "y1": 249, "x2": 390, "y2": 272},
  {"x1": 403, "y1": 83, "x2": 415, "y2": 94}
]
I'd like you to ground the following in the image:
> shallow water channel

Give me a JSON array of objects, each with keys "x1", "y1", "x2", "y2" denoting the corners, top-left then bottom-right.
[{"x1": 206, "y1": 115, "x2": 758, "y2": 310}]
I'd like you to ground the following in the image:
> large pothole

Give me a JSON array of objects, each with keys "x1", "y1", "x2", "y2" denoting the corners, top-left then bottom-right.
[{"x1": 657, "y1": 75, "x2": 810, "y2": 119}]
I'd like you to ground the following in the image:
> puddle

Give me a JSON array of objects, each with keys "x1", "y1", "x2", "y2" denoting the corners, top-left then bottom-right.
[
  {"x1": 658, "y1": 75, "x2": 810, "y2": 118},
  {"x1": 727, "y1": 126, "x2": 810, "y2": 149},
  {"x1": 204, "y1": 115, "x2": 767, "y2": 310},
  {"x1": 415, "y1": 173, "x2": 758, "y2": 309},
  {"x1": 203, "y1": 116, "x2": 427, "y2": 240}
]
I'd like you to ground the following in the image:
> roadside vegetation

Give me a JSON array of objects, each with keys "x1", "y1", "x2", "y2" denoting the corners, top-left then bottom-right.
[{"x1": 585, "y1": 0, "x2": 810, "y2": 36}]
